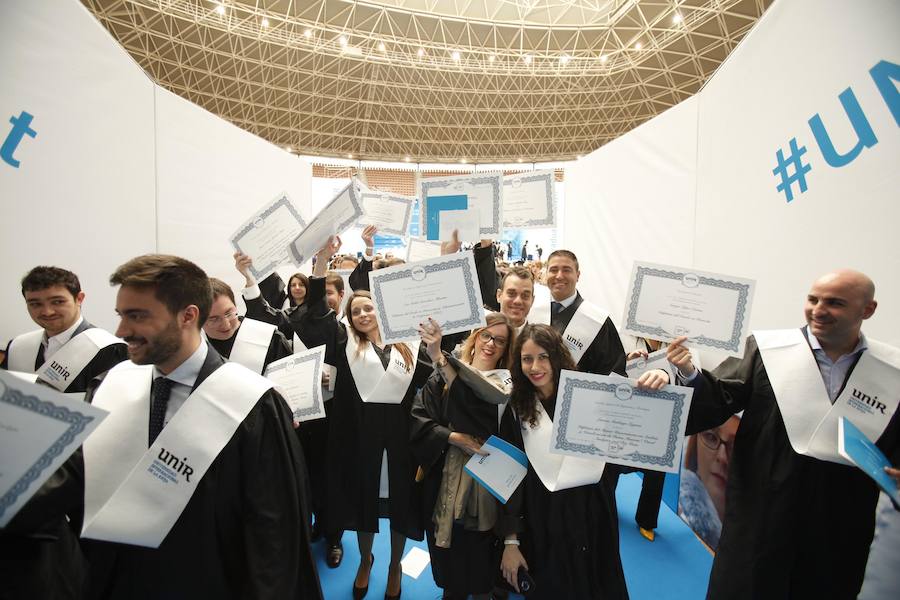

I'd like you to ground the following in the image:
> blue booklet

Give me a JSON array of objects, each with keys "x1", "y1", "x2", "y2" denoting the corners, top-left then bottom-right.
[
  {"x1": 464, "y1": 435, "x2": 528, "y2": 504},
  {"x1": 838, "y1": 417, "x2": 899, "y2": 504}
]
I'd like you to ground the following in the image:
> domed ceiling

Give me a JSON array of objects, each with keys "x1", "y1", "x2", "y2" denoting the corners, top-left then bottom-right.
[{"x1": 83, "y1": 0, "x2": 771, "y2": 162}]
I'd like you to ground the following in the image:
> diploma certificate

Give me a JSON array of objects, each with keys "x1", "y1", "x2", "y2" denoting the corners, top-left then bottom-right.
[
  {"x1": 549, "y1": 371, "x2": 693, "y2": 473},
  {"x1": 625, "y1": 349, "x2": 674, "y2": 381},
  {"x1": 621, "y1": 261, "x2": 755, "y2": 356},
  {"x1": 438, "y1": 209, "x2": 481, "y2": 242},
  {"x1": 360, "y1": 191, "x2": 414, "y2": 237},
  {"x1": 230, "y1": 193, "x2": 307, "y2": 281},
  {"x1": 264, "y1": 345, "x2": 327, "y2": 422},
  {"x1": 502, "y1": 170, "x2": 556, "y2": 229},
  {"x1": 288, "y1": 181, "x2": 364, "y2": 266},
  {"x1": 405, "y1": 238, "x2": 442, "y2": 263},
  {"x1": 464, "y1": 435, "x2": 528, "y2": 504},
  {"x1": 420, "y1": 172, "x2": 503, "y2": 237},
  {"x1": 0, "y1": 371, "x2": 109, "y2": 526},
  {"x1": 369, "y1": 253, "x2": 486, "y2": 344}
]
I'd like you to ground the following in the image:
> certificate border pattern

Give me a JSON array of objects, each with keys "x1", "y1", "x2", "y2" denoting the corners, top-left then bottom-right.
[
  {"x1": 0, "y1": 380, "x2": 97, "y2": 519},
  {"x1": 555, "y1": 378, "x2": 686, "y2": 468},
  {"x1": 502, "y1": 171, "x2": 556, "y2": 228},
  {"x1": 421, "y1": 173, "x2": 502, "y2": 235},
  {"x1": 361, "y1": 192, "x2": 413, "y2": 237},
  {"x1": 231, "y1": 195, "x2": 307, "y2": 279},
  {"x1": 624, "y1": 266, "x2": 751, "y2": 353},
  {"x1": 370, "y1": 257, "x2": 482, "y2": 340},
  {"x1": 265, "y1": 352, "x2": 324, "y2": 419},
  {"x1": 289, "y1": 183, "x2": 364, "y2": 265}
]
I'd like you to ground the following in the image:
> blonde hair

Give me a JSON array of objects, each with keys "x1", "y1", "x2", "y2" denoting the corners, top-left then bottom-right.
[{"x1": 346, "y1": 290, "x2": 414, "y2": 368}]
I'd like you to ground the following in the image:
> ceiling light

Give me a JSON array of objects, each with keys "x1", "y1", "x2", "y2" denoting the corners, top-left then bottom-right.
[
  {"x1": 304, "y1": 28, "x2": 312, "y2": 37},
  {"x1": 635, "y1": 42, "x2": 642, "y2": 50},
  {"x1": 404, "y1": 156, "x2": 411, "y2": 162},
  {"x1": 460, "y1": 158, "x2": 467, "y2": 164},
  {"x1": 489, "y1": 54, "x2": 496, "y2": 62},
  {"x1": 599, "y1": 54, "x2": 608, "y2": 63},
  {"x1": 559, "y1": 55, "x2": 570, "y2": 65},
  {"x1": 378, "y1": 42, "x2": 386, "y2": 52},
  {"x1": 339, "y1": 35, "x2": 348, "y2": 47},
  {"x1": 215, "y1": 4, "x2": 225, "y2": 15},
  {"x1": 673, "y1": 13, "x2": 683, "y2": 24},
  {"x1": 284, "y1": 146, "x2": 292, "y2": 152},
  {"x1": 577, "y1": 155, "x2": 584, "y2": 160},
  {"x1": 347, "y1": 154, "x2": 353, "y2": 159},
  {"x1": 523, "y1": 54, "x2": 532, "y2": 64},
  {"x1": 417, "y1": 48, "x2": 425, "y2": 57},
  {"x1": 261, "y1": 18, "x2": 269, "y2": 28},
  {"x1": 517, "y1": 158, "x2": 523, "y2": 163},
  {"x1": 451, "y1": 51, "x2": 461, "y2": 61}
]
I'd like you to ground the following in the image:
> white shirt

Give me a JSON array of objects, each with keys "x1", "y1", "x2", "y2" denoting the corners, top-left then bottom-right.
[
  {"x1": 44, "y1": 315, "x2": 84, "y2": 360},
  {"x1": 153, "y1": 339, "x2": 208, "y2": 426},
  {"x1": 554, "y1": 291, "x2": 578, "y2": 310}
]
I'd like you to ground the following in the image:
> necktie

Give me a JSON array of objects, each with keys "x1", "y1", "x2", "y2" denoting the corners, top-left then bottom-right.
[
  {"x1": 551, "y1": 301, "x2": 563, "y2": 316},
  {"x1": 35, "y1": 343, "x2": 46, "y2": 370},
  {"x1": 149, "y1": 377, "x2": 174, "y2": 446}
]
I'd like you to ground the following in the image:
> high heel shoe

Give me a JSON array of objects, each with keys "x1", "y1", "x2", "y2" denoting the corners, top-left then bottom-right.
[
  {"x1": 384, "y1": 561, "x2": 402, "y2": 600},
  {"x1": 353, "y1": 553, "x2": 374, "y2": 600}
]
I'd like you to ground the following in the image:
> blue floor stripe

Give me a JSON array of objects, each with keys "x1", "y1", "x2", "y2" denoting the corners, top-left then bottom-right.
[{"x1": 315, "y1": 473, "x2": 713, "y2": 599}]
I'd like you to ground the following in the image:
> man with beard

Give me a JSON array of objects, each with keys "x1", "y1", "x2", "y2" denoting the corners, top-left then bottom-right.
[{"x1": 7, "y1": 255, "x2": 322, "y2": 599}]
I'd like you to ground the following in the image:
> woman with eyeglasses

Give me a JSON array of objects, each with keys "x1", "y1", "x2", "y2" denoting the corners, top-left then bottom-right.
[
  {"x1": 498, "y1": 324, "x2": 629, "y2": 600},
  {"x1": 307, "y1": 236, "x2": 433, "y2": 600},
  {"x1": 410, "y1": 313, "x2": 517, "y2": 600},
  {"x1": 679, "y1": 414, "x2": 741, "y2": 549}
]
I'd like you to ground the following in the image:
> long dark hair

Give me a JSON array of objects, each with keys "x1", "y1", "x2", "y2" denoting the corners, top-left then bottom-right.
[
  {"x1": 509, "y1": 324, "x2": 577, "y2": 428},
  {"x1": 287, "y1": 272, "x2": 309, "y2": 307}
]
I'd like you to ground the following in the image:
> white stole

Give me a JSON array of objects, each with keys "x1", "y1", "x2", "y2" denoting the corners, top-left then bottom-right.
[
  {"x1": 531, "y1": 297, "x2": 609, "y2": 364},
  {"x1": 82, "y1": 361, "x2": 272, "y2": 548},
  {"x1": 755, "y1": 328, "x2": 900, "y2": 465},
  {"x1": 7, "y1": 329, "x2": 44, "y2": 372},
  {"x1": 293, "y1": 333, "x2": 308, "y2": 353},
  {"x1": 520, "y1": 401, "x2": 606, "y2": 491},
  {"x1": 34, "y1": 328, "x2": 122, "y2": 392},
  {"x1": 228, "y1": 318, "x2": 277, "y2": 374},
  {"x1": 345, "y1": 333, "x2": 417, "y2": 404}
]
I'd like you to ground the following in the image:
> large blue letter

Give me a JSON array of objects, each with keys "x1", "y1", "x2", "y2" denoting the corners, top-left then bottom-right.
[
  {"x1": 870, "y1": 59, "x2": 900, "y2": 127},
  {"x1": 1, "y1": 111, "x2": 38, "y2": 168},
  {"x1": 808, "y1": 88, "x2": 877, "y2": 168}
]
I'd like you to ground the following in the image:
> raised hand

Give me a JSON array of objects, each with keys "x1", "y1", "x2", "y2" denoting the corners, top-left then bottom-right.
[{"x1": 666, "y1": 336, "x2": 696, "y2": 377}]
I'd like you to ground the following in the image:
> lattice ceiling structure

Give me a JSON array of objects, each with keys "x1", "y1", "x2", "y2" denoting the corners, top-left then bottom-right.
[{"x1": 83, "y1": 0, "x2": 772, "y2": 162}]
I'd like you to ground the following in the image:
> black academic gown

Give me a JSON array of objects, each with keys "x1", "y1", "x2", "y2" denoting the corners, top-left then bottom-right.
[
  {"x1": 498, "y1": 395, "x2": 629, "y2": 600},
  {"x1": 206, "y1": 316, "x2": 292, "y2": 373},
  {"x1": 688, "y1": 332, "x2": 900, "y2": 600},
  {"x1": 313, "y1": 282, "x2": 431, "y2": 540},
  {"x1": 244, "y1": 277, "x2": 326, "y2": 347},
  {"x1": 0, "y1": 320, "x2": 127, "y2": 600},
  {"x1": 409, "y1": 373, "x2": 515, "y2": 594},
  {"x1": 6, "y1": 348, "x2": 322, "y2": 600}
]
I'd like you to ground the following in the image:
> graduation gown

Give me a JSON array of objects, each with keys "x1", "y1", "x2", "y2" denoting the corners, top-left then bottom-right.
[
  {"x1": 6, "y1": 349, "x2": 322, "y2": 600},
  {"x1": 0, "y1": 320, "x2": 127, "y2": 600},
  {"x1": 206, "y1": 316, "x2": 292, "y2": 372},
  {"x1": 244, "y1": 277, "x2": 326, "y2": 348},
  {"x1": 409, "y1": 373, "x2": 514, "y2": 593},
  {"x1": 498, "y1": 396, "x2": 629, "y2": 600},
  {"x1": 688, "y1": 334, "x2": 900, "y2": 600},
  {"x1": 311, "y1": 280, "x2": 431, "y2": 540}
]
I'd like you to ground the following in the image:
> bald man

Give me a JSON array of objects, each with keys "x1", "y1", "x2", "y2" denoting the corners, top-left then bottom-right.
[{"x1": 668, "y1": 270, "x2": 900, "y2": 600}]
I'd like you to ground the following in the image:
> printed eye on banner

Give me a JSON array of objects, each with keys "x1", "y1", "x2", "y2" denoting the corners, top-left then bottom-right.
[{"x1": 772, "y1": 59, "x2": 899, "y2": 203}]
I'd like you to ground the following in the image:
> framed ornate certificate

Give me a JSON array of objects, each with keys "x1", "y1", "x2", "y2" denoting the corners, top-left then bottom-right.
[
  {"x1": 420, "y1": 172, "x2": 503, "y2": 237},
  {"x1": 230, "y1": 193, "x2": 307, "y2": 281},
  {"x1": 502, "y1": 170, "x2": 556, "y2": 229},
  {"x1": 550, "y1": 371, "x2": 693, "y2": 473},
  {"x1": 621, "y1": 261, "x2": 755, "y2": 356}
]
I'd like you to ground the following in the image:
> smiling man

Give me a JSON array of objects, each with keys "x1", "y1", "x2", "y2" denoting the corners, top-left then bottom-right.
[
  {"x1": 11, "y1": 255, "x2": 323, "y2": 599},
  {"x1": 668, "y1": 269, "x2": 900, "y2": 599},
  {"x1": 1, "y1": 267, "x2": 127, "y2": 600},
  {"x1": 203, "y1": 278, "x2": 291, "y2": 374},
  {"x1": 2, "y1": 266, "x2": 127, "y2": 391},
  {"x1": 537, "y1": 250, "x2": 626, "y2": 378}
]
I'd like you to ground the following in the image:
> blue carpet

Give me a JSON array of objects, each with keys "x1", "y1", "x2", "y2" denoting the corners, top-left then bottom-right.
[{"x1": 316, "y1": 473, "x2": 713, "y2": 599}]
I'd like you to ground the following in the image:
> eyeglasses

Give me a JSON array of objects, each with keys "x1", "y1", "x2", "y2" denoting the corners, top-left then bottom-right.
[
  {"x1": 477, "y1": 330, "x2": 508, "y2": 347},
  {"x1": 206, "y1": 310, "x2": 238, "y2": 326},
  {"x1": 698, "y1": 430, "x2": 734, "y2": 455}
]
